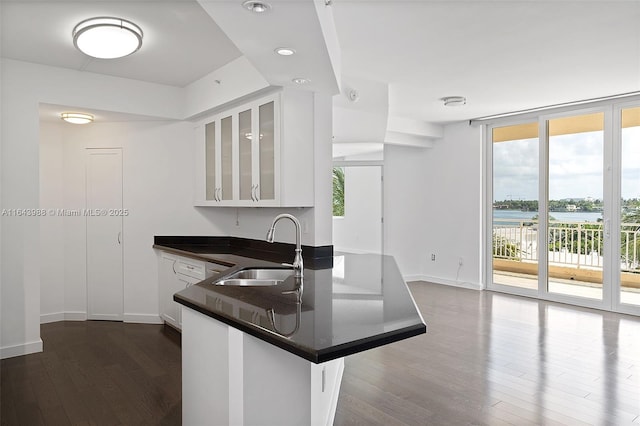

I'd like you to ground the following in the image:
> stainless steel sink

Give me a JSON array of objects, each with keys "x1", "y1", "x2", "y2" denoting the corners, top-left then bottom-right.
[{"x1": 214, "y1": 268, "x2": 294, "y2": 287}]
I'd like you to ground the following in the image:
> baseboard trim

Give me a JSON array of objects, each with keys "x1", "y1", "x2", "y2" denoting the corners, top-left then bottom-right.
[
  {"x1": 124, "y1": 314, "x2": 164, "y2": 324},
  {"x1": 40, "y1": 312, "x2": 65, "y2": 324},
  {"x1": 40, "y1": 311, "x2": 87, "y2": 324},
  {"x1": 65, "y1": 312, "x2": 88, "y2": 321},
  {"x1": 1, "y1": 339, "x2": 43, "y2": 359},
  {"x1": 41, "y1": 312, "x2": 162, "y2": 324},
  {"x1": 405, "y1": 274, "x2": 482, "y2": 291}
]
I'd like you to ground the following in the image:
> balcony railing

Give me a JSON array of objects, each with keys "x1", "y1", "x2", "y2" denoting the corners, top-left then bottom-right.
[{"x1": 492, "y1": 219, "x2": 640, "y2": 273}]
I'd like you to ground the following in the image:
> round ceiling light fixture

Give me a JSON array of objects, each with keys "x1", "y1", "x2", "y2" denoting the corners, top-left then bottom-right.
[
  {"x1": 242, "y1": 1, "x2": 271, "y2": 13},
  {"x1": 442, "y1": 96, "x2": 467, "y2": 107},
  {"x1": 292, "y1": 77, "x2": 311, "y2": 85},
  {"x1": 275, "y1": 47, "x2": 296, "y2": 56},
  {"x1": 60, "y1": 112, "x2": 94, "y2": 124},
  {"x1": 73, "y1": 17, "x2": 143, "y2": 59}
]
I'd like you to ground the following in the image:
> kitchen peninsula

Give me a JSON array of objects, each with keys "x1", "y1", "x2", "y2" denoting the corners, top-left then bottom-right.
[{"x1": 154, "y1": 236, "x2": 426, "y2": 426}]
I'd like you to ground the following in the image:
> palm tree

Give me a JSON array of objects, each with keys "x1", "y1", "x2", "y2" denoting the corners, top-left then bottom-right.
[{"x1": 332, "y1": 167, "x2": 345, "y2": 217}]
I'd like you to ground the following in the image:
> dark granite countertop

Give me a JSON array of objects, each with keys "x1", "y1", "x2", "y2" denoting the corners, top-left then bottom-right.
[
  {"x1": 153, "y1": 236, "x2": 334, "y2": 268},
  {"x1": 155, "y1": 237, "x2": 426, "y2": 364}
]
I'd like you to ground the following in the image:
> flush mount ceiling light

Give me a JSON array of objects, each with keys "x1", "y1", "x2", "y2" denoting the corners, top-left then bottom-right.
[
  {"x1": 60, "y1": 112, "x2": 94, "y2": 124},
  {"x1": 275, "y1": 47, "x2": 296, "y2": 56},
  {"x1": 443, "y1": 96, "x2": 467, "y2": 107},
  {"x1": 73, "y1": 17, "x2": 143, "y2": 59},
  {"x1": 292, "y1": 77, "x2": 311, "y2": 85},
  {"x1": 242, "y1": 1, "x2": 271, "y2": 13}
]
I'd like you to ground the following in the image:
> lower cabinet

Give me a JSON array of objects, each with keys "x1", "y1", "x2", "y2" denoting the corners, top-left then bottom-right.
[{"x1": 159, "y1": 253, "x2": 206, "y2": 330}]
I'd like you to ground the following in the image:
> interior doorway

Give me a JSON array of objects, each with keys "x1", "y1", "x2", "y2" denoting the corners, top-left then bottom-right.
[{"x1": 332, "y1": 162, "x2": 384, "y2": 254}]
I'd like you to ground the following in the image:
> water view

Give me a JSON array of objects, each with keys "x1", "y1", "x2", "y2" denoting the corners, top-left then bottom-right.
[{"x1": 493, "y1": 209, "x2": 603, "y2": 224}]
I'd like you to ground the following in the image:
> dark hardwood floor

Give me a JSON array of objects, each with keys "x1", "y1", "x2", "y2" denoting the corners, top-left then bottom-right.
[
  {"x1": 2, "y1": 282, "x2": 639, "y2": 425},
  {"x1": 1, "y1": 321, "x2": 182, "y2": 425}
]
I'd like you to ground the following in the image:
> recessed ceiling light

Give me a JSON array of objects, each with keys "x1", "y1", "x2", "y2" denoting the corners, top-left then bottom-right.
[
  {"x1": 275, "y1": 47, "x2": 296, "y2": 56},
  {"x1": 73, "y1": 17, "x2": 143, "y2": 59},
  {"x1": 242, "y1": 1, "x2": 271, "y2": 13},
  {"x1": 292, "y1": 78, "x2": 310, "y2": 85},
  {"x1": 61, "y1": 112, "x2": 94, "y2": 124},
  {"x1": 443, "y1": 96, "x2": 466, "y2": 107}
]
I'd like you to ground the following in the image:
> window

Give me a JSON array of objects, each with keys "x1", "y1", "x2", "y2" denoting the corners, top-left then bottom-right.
[{"x1": 333, "y1": 167, "x2": 345, "y2": 217}]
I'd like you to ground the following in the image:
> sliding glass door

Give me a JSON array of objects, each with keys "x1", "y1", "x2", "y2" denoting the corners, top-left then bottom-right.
[
  {"x1": 491, "y1": 122, "x2": 539, "y2": 294},
  {"x1": 488, "y1": 100, "x2": 640, "y2": 316},
  {"x1": 546, "y1": 112, "x2": 605, "y2": 302}
]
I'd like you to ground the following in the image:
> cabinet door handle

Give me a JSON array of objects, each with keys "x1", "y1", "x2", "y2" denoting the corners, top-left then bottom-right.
[
  {"x1": 172, "y1": 260, "x2": 177, "y2": 275},
  {"x1": 117, "y1": 231, "x2": 121, "y2": 245},
  {"x1": 250, "y1": 184, "x2": 256, "y2": 202},
  {"x1": 255, "y1": 184, "x2": 259, "y2": 202},
  {"x1": 216, "y1": 187, "x2": 221, "y2": 202}
]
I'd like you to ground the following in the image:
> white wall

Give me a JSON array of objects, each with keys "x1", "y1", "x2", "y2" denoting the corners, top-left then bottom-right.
[
  {"x1": 333, "y1": 166, "x2": 382, "y2": 253},
  {"x1": 384, "y1": 122, "x2": 483, "y2": 289},
  {"x1": 40, "y1": 120, "x2": 236, "y2": 323},
  {"x1": 2, "y1": 58, "x2": 333, "y2": 358},
  {"x1": 2, "y1": 59, "x2": 195, "y2": 357}
]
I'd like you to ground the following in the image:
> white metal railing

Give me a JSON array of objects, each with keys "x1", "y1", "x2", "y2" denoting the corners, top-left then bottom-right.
[{"x1": 492, "y1": 219, "x2": 640, "y2": 272}]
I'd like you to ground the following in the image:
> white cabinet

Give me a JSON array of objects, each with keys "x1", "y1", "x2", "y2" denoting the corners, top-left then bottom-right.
[
  {"x1": 159, "y1": 253, "x2": 212, "y2": 330},
  {"x1": 195, "y1": 89, "x2": 314, "y2": 207}
]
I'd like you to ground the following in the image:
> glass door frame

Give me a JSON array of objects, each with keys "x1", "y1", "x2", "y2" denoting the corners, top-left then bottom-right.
[
  {"x1": 538, "y1": 106, "x2": 611, "y2": 311},
  {"x1": 484, "y1": 97, "x2": 640, "y2": 316},
  {"x1": 613, "y1": 100, "x2": 640, "y2": 316},
  {"x1": 484, "y1": 116, "x2": 541, "y2": 300}
]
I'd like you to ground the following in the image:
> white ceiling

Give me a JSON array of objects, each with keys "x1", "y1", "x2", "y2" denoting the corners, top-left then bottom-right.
[
  {"x1": 0, "y1": 0, "x2": 242, "y2": 87},
  {"x1": 3, "y1": 0, "x2": 640, "y2": 124},
  {"x1": 333, "y1": 0, "x2": 640, "y2": 123}
]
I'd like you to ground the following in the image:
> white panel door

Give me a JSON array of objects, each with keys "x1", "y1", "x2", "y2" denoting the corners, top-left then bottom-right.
[{"x1": 86, "y1": 148, "x2": 123, "y2": 320}]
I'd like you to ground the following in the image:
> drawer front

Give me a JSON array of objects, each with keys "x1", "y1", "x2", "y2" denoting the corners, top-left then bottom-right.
[{"x1": 175, "y1": 259, "x2": 205, "y2": 280}]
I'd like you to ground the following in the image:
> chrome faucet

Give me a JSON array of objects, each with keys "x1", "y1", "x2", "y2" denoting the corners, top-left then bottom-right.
[{"x1": 266, "y1": 214, "x2": 303, "y2": 278}]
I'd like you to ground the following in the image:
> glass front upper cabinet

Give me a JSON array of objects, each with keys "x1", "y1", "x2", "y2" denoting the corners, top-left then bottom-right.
[{"x1": 196, "y1": 90, "x2": 314, "y2": 208}]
